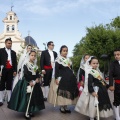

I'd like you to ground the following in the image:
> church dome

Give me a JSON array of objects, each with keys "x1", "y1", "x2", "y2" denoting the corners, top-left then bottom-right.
[{"x1": 25, "y1": 36, "x2": 37, "y2": 47}]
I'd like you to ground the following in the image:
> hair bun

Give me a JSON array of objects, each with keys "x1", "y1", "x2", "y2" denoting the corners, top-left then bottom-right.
[{"x1": 29, "y1": 49, "x2": 36, "y2": 55}]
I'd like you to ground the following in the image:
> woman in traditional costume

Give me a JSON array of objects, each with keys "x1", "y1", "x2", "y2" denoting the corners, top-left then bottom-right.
[
  {"x1": 77, "y1": 54, "x2": 90, "y2": 95},
  {"x1": 75, "y1": 56, "x2": 113, "y2": 120},
  {"x1": 8, "y1": 50, "x2": 45, "y2": 119},
  {"x1": 12, "y1": 45, "x2": 32, "y2": 90},
  {"x1": 48, "y1": 45, "x2": 78, "y2": 113}
]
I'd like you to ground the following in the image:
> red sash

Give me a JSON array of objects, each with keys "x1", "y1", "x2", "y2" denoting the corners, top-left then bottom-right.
[
  {"x1": 6, "y1": 60, "x2": 12, "y2": 69},
  {"x1": 44, "y1": 65, "x2": 52, "y2": 70},
  {"x1": 115, "y1": 80, "x2": 120, "y2": 84}
]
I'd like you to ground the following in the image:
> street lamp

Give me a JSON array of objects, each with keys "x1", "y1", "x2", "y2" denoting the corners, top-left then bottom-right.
[
  {"x1": 43, "y1": 43, "x2": 47, "y2": 50},
  {"x1": 101, "y1": 54, "x2": 109, "y2": 79}
]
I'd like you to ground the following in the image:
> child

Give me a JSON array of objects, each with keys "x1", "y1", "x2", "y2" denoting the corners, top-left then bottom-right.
[
  {"x1": 109, "y1": 48, "x2": 120, "y2": 120},
  {"x1": 48, "y1": 45, "x2": 78, "y2": 113},
  {"x1": 75, "y1": 56, "x2": 113, "y2": 120},
  {"x1": 8, "y1": 50, "x2": 45, "y2": 119},
  {"x1": 12, "y1": 45, "x2": 32, "y2": 90},
  {"x1": 77, "y1": 54, "x2": 90, "y2": 95}
]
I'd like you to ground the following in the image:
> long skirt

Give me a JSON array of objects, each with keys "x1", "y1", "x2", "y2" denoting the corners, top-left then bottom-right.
[
  {"x1": 75, "y1": 91, "x2": 113, "y2": 118},
  {"x1": 48, "y1": 78, "x2": 78, "y2": 106},
  {"x1": 8, "y1": 78, "x2": 45, "y2": 113}
]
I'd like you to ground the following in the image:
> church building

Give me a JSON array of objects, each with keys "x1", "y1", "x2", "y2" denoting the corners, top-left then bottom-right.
[{"x1": 0, "y1": 9, "x2": 39, "y2": 54}]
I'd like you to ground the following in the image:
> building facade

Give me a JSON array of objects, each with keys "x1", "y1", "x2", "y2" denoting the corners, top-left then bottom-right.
[{"x1": 0, "y1": 10, "x2": 25, "y2": 53}]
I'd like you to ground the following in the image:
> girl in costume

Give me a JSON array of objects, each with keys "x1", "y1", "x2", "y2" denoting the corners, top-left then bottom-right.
[
  {"x1": 77, "y1": 54, "x2": 90, "y2": 95},
  {"x1": 8, "y1": 50, "x2": 45, "y2": 119},
  {"x1": 12, "y1": 45, "x2": 32, "y2": 90},
  {"x1": 48, "y1": 45, "x2": 78, "y2": 113},
  {"x1": 75, "y1": 56, "x2": 113, "y2": 120}
]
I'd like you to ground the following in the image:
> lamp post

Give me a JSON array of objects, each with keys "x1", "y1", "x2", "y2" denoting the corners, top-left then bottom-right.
[
  {"x1": 43, "y1": 43, "x2": 47, "y2": 50},
  {"x1": 101, "y1": 54, "x2": 109, "y2": 79}
]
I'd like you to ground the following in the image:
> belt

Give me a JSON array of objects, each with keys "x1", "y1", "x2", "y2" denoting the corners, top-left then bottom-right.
[
  {"x1": 6, "y1": 60, "x2": 12, "y2": 69},
  {"x1": 115, "y1": 80, "x2": 120, "y2": 84},
  {"x1": 44, "y1": 65, "x2": 52, "y2": 70}
]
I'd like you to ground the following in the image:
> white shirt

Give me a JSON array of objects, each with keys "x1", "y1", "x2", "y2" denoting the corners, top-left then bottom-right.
[
  {"x1": 48, "y1": 49, "x2": 55, "y2": 68},
  {"x1": 5, "y1": 48, "x2": 12, "y2": 65},
  {"x1": 119, "y1": 61, "x2": 120, "y2": 65}
]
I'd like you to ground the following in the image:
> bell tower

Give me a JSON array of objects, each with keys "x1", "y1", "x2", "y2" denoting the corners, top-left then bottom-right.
[
  {"x1": 0, "y1": 7, "x2": 25, "y2": 53},
  {"x1": 3, "y1": 9, "x2": 19, "y2": 34}
]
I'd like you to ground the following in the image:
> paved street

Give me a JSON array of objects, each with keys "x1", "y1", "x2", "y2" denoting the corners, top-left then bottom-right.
[{"x1": 0, "y1": 90, "x2": 114, "y2": 120}]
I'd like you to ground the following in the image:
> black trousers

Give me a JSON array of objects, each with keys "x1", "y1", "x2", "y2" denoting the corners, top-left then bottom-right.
[
  {"x1": 113, "y1": 83, "x2": 120, "y2": 107},
  {"x1": 0, "y1": 68, "x2": 13, "y2": 91},
  {"x1": 43, "y1": 69, "x2": 53, "y2": 86}
]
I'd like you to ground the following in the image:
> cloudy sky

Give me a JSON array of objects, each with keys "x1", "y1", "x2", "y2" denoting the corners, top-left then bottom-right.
[{"x1": 0, "y1": 0, "x2": 120, "y2": 56}]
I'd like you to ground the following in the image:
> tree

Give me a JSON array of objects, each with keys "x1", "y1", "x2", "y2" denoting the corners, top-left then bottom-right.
[
  {"x1": 111, "y1": 16, "x2": 120, "y2": 28},
  {"x1": 72, "y1": 16, "x2": 120, "y2": 74},
  {"x1": 71, "y1": 38, "x2": 89, "y2": 74}
]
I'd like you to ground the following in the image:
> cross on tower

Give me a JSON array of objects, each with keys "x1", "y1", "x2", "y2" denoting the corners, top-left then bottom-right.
[
  {"x1": 11, "y1": 6, "x2": 14, "y2": 11},
  {"x1": 28, "y1": 31, "x2": 30, "y2": 36},
  {"x1": 28, "y1": 31, "x2": 31, "y2": 44},
  {"x1": 11, "y1": 0, "x2": 14, "y2": 11}
]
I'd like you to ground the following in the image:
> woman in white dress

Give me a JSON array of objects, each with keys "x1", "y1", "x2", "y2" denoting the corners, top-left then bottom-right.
[
  {"x1": 75, "y1": 56, "x2": 113, "y2": 120},
  {"x1": 12, "y1": 45, "x2": 32, "y2": 90},
  {"x1": 77, "y1": 54, "x2": 90, "y2": 95}
]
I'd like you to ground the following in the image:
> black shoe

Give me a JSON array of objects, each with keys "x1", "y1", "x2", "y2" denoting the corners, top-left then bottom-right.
[
  {"x1": 0, "y1": 102, "x2": 3, "y2": 106},
  {"x1": 59, "y1": 108, "x2": 66, "y2": 114},
  {"x1": 29, "y1": 113, "x2": 34, "y2": 117},
  {"x1": 89, "y1": 118, "x2": 96, "y2": 120},
  {"x1": 24, "y1": 114, "x2": 31, "y2": 120},
  {"x1": 65, "y1": 109, "x2": 71, "y2": 113},
  {"x1": 44, "y1": 98, "x2": 47, "y2": 101}
]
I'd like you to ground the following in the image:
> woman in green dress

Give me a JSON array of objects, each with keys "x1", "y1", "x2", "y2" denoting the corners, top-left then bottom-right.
[{"x1": 8, "y1": 50, "x2": 45, "y2": 119}]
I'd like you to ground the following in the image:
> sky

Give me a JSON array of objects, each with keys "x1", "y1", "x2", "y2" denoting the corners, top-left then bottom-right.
[{"x1": 0, "y1": 0, "x2": 120, "y2": 56}]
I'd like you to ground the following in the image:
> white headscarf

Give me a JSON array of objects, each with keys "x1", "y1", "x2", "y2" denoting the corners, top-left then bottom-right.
[
  {"x1": 12, "y1": 46, "x2": 31, "y2": 90},
  {"x1": 19, "y1": 50, "x2": 37, "y2": 80},
  {"x1": 83, "y1": 56, "x2": 104, "y2": 95},
  {"x1": 55, "y1": 55, "x2": 72, "y2": 67},
  {"x1": 17, "y1": 45, "x2": 30, "y2": 72},
  {"x1": 52, "y1": 55, "x2": 72, "y2": 79},
  {"x1": 77, "y1": 56, "x2": 86, "y2": 82},
  {"x1": 83, "y1": 56, "x2": 93, "y2": 95}
]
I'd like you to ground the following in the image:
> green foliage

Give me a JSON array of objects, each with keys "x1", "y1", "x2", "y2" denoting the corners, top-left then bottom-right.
[
  {"x1": 17, "y1": 45, "x2": 25, "y2": 63},
  {"x1": 72, "y1": 16, "x2": 120, "y2": 74},
  {"x1": 111, "y1": 16, "x2": 120, "y2": 28}
]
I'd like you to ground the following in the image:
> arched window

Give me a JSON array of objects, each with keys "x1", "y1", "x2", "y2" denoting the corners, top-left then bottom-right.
[
  {"x1": 10, "y1": 16, "x2": 12, "y2": 20},
  {"x1": 7, "y1": 25, "x2": 9, "y2": 31},
  {"x1": 12, "y1": 25, "x2": 14, "y2": 31}
]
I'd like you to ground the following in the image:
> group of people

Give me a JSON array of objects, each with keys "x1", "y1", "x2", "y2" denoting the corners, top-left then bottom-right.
[{"x1": 0, "y1": 38, "x2": 120, "y2": 120}]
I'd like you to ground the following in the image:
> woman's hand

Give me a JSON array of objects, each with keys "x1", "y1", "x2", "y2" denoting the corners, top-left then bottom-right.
[
  {"x1": 13, "y1": 72, "x2": 17, "y2": 76},
  {"x1": 109, "y1": 86, "x2": 115, "y2": 91},
  {"x1": 42, "y1": 70, "x2": 46, "y2": 75},
  {"x1": 35, "y1": 78, "x2": 39, "y2": 83},
  {"x1": 55, "y1": 79, "x2": 59, "y2": 85},
  {"x1": 92, "y1": 92, "x2": 98, "y2": 97},
  {"x1": 80, "y1": 81, "x2": 84, "y2": 86},
  {"x1": 29, "y1": 81, "x2": 35, "y2": 87}
]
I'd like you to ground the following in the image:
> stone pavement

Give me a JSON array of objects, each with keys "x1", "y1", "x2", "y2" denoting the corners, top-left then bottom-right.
[{"x1": 0, "y1": 90, "x2": 114, "y2": 120}]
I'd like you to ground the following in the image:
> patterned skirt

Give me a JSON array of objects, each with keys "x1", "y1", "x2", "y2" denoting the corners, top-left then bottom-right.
[{"x1": 48, "y1": 78, "x2": 78, "y2": 106}]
